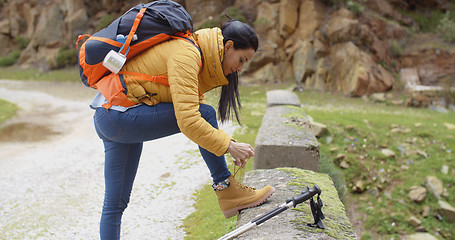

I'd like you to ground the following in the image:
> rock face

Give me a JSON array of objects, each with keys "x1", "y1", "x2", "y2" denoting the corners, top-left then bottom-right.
[
  {"x1": 1, "y1": 0, "x2": 454, "y2": 97},
  {"x1": 234, "y1": 168, "x2": 357, "y2": 240}
]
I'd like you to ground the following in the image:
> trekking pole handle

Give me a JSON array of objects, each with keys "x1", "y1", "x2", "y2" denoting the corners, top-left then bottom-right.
[{"x1": 287, "y1": 184, "x2": 321, "y2": 207}]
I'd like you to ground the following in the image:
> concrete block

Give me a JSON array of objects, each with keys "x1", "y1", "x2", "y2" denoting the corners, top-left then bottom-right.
[
  {"x1": 234, "y1": 168, "x2": 357, "y2": 240},
  {"x1": 266, "y1": 90, "x2": 301, "y2": 107},
  {"x1": 254, "y1": 105, "x2": 319, "y2": 171}
]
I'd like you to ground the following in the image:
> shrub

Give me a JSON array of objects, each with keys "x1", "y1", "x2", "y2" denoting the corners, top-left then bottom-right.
[
  {"x1": 0, "y1": 50, "x2": 21, "y2": 67},
  {"x1": 55, "y1": 46, "x2": 78, "y2": 69},
  {"x1": 437, "y1": 11, "x2": 455, "y2": 42},
  {"x1": 195, "y1": 6, "x2": 247, "y2": 30},
  {"x1": 389, "y1": 40, "x2": 404, "y2": 57},
  {"x1": 346, "y1": 0, "x2": 364, "y2": 16},
  {"x1": 407, "y1": 9, "x2": 444, "y2": 33},
  {"x1": 96, "y1": 14, "x2": 115, "y2": 31},
  {"x1": 15, "y1": 36, "x2": 29, "y2": 50}
]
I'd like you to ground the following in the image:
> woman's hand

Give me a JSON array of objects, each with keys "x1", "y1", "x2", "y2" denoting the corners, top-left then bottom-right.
[{"x1": 227, "y1": 141, "x2": 254, "y2": 168}]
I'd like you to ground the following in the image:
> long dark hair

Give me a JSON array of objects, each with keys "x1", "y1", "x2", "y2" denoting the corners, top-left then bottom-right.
[{"x1": 219, "y1": 19, "x2": 258, "y2": 124}]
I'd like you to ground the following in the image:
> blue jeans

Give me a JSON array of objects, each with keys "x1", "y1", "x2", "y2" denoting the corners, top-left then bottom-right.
[{"x1": 93, "y1": 103, "x2": 231, "y2": 240}]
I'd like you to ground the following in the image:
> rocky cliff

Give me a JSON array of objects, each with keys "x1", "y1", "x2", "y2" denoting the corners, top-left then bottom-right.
[{"x1": 0, "y1": 0, "x2": 454, "y2": 97}]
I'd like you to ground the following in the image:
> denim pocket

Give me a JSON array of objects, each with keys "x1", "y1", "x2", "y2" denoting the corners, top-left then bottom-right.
[{"x1": 94, "y1": 108, "x2": 123, "y2": 141}]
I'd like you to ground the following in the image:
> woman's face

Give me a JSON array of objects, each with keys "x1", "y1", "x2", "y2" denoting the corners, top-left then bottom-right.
[{"x1": 222, "y1": 40, "x2": 255, "y2": 76}]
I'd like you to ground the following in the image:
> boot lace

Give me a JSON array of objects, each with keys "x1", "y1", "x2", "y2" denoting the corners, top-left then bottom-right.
[{"x1": 233, "y1": 165, "x2": 255, "y2": 193}]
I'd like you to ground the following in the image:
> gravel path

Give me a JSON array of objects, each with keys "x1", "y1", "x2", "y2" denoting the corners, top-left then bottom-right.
[{"x1": 0, "y1": 80, "x2": 234, "y2": 240}]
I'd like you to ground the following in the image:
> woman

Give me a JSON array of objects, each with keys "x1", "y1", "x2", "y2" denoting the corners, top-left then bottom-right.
[{"x1": 91, "y1": 19, "x2": 275, "y2": 239}]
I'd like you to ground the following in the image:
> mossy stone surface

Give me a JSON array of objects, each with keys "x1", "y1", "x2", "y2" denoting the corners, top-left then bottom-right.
[{"x1": 234, "y1": 168, "x2": 356, "y2": 240}]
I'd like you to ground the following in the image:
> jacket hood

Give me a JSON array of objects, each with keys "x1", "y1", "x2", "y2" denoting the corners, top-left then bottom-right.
[{"x1": 194, "y1": 28, "x2": 228, "y2": 93}]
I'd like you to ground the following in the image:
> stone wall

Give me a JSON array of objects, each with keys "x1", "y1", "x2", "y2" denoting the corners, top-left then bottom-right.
[
  {"x1": 233, "y1": 168, "x2": 357, "y2": 239},
  {"x1": 228, "y1": 90, "x2": 355, "y2": 239}
]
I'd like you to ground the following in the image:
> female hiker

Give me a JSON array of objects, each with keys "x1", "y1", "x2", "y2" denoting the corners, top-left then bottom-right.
[{"x1": 91, "y1": 19, "x2": 275, "y2": 239}]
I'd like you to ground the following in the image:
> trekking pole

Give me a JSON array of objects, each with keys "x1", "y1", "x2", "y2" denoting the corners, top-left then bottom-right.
[{"x1": 218, "y1": 184, "x2": 324, "y2": 240}]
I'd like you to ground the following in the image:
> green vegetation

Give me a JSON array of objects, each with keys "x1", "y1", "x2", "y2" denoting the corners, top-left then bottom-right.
[
  {"x1": 195, "y1": 6, "x2": 247, "y2": 30},
  {"x1": 0, "y1": 99, "x2": 18, "y2": 125},
  {"x1": 183, "y1": 84, "x2": 455, "y2": 240},
  {"x1": 437, "y1": 11, "x2": 455, "y2": 43},
  {"x1": 55, "y1": 46, "x2": 78, "y2": 69},
  {"x1": 346, "y1": 0, "x2": 364, "y2": 16},
  {"x1": 96, "y1": 14, "x2": 115, "y2": 31},
  {"x1": 0, "y1": 36, "x2": 30, "y2": 67},
  {"x1": 0, "y1": 66, "x2": 80, "y2": 82},
  {"x1": 0, "y1": 50, "x2": 21, "y2": 67},
  {"x1": 400, "y1": 4, "x2": 455, "y2": 42},
  {"x1": 15, "y1": 36, "x2": 30, "y2": 50},
  {"x1": 296, "y1": 89, "x2": 454, "y2": 239}
]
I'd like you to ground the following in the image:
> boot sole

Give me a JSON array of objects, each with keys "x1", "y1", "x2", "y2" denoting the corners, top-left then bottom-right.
[{"x1": 222, "y1": 187, "x2": 276, "y2": 218}]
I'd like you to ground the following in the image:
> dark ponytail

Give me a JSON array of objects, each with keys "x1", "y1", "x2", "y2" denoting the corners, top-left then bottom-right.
[{"x1": 218, "y1": 19, "x2": 258, "y2": 124}]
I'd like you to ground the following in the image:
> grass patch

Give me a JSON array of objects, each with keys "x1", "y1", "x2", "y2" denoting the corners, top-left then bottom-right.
[
  {"x1": 183, "y1": 84, "x2": 454, "y2": 239},
  {"x1": 294, "y1": 90, "x2": 455, "y2": 239},
  {"x1": 0, "y1": 66, "x2": 80, "y2": 82},
  {"x1": 0, "y1": 99, "x2": 19, "y2": 125}
]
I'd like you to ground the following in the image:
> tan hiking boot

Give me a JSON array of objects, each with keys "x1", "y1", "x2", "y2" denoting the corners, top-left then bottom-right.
[{"x1": 214, "y1": 175, "x2": 275, "y2": 218}]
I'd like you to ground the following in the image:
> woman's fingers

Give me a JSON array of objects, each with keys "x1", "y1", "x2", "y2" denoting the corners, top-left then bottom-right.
[{"x1": 228, "y1": 141, "x2": 255, "y2": 168}]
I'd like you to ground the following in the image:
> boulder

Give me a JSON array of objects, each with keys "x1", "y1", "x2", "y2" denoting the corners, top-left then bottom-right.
[
  {"x1": 234, "y1": 168, "x2": 357, "y2": 239},
  {"x1": 407, "y1": 216, "x2": 421, "y2": 227},
  {"x1": 310, "y1": 121, "x2": 329, "y2": 138},
  {"x1": 405, "y1": 233, "x2": 439, "y2": 240},
  {"x1": 254, "y1": 105, "x2": 319, "y2": 171},
  {"x1": 327, "y1": 16, "x2": 359, "y2": 45},
  {"x1": 438, "y1": 200, "x2": 455, "y2": 222},
  {"x1": 328, "y1": 42, "x2": 394, "y2": 97},
  {"x1": 400, "y1": 68, "x2": 421, "y2": 88},
  {"x1": 381, "y1": 148, "x2": 396, "y2": 158},
  {"x1": 408, "y1": 186, "x2": 426, "y2": 203},
  {"x1": 425, "y1": 176, "x2": 443, "y2": 199}
]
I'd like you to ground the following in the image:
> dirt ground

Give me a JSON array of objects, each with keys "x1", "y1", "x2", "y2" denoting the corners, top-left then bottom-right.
[{"x1": 0, "y1": 80, "x2": 234, "y2": 239}]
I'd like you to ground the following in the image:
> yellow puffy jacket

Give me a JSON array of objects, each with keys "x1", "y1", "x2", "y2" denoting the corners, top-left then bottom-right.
[{"x1": 121, "y1": 28, "x2": 231, "y2": 156}]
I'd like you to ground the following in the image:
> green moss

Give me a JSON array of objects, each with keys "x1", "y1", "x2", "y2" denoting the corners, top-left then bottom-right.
[{"x1": 279, "y1": 167, "x2": 357, "y2": 240}]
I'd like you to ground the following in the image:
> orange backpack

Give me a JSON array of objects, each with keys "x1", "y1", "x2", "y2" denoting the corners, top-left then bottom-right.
[{"x1": 76, "y1": 0, "x2": 200, "y2": 108}]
